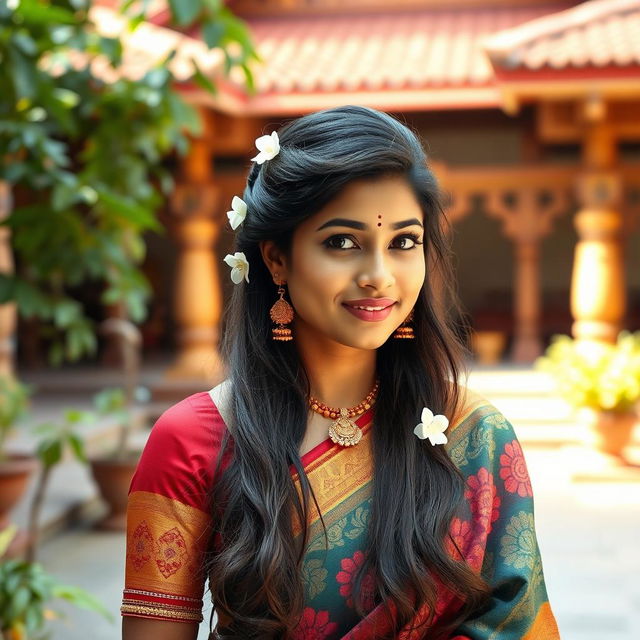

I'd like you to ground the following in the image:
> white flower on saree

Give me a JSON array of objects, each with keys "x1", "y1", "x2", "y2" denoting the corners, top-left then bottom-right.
[
  {"x1": 413, "y1": 407, "x2": 449, "y2": 445},
  {"x1": 251, "y1": 131, "x2": 280, "y2": 164},
  {"x1": 223, "y1": 252, "x2": 250, "y2": 284},
  {"x1": 226, "y1": 196, "x2": 247, "y2": 230}
]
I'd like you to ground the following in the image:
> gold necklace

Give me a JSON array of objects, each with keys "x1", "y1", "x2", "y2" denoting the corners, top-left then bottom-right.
[{"x1": 308, "y1": 379, "x2": 379, "y2": 447}]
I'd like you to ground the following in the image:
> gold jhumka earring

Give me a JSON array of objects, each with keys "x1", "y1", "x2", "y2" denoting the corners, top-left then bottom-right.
[
  {"x1": 269, "y1": 276, "x2": 294, "y2": 341},
  {"x1": 392, "y1": 309, "x2": 415, "y2": 339}
]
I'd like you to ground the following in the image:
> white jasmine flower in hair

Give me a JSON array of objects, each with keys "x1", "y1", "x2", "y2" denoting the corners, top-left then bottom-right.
[
  {"x1": 251, "y1": 131, "x2": 280, "y2": 164},
  {"x1": 413, "y1": 407, "x2": 449, "y2": 445},
  {"x1": 223, "y1": 252, "x2": 250, "y2": 284},
  {"x1": 227, "y1": 196, "x2": 247, "y2": 230}
]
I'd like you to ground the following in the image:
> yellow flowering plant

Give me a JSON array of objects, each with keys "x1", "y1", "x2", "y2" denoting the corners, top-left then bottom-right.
[{"x1": 535, "y1": 332, "x2": 640, "y2": 413}]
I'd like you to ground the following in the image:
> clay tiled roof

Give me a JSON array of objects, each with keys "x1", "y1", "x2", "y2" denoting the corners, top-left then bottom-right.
[
  {"x1": 95, "y1": 1, "x2": 640, "y2": 115},
  {"x1": 485, "y1": 0, "x2": 640, "y2": 70},
  {"x1": 241, "y1": 7, "x2": 558, "y2": 102}
]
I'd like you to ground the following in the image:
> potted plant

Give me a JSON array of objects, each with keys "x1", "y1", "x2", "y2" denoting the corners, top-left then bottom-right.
[
  {"x1": 536, "y1": 332, "x2": 640, "y2": 457},
  {"x1": 88, "y1": 319, "x2": 148, "y2": 531},
  {"x1": 0, "y1": 404, "x2": 113, "y2": 639},
  {"x1": 89, "y1": 386, "x2": 148, "y2": 531},
  {"x1": 471, "y1": 330, "x2": 507, "y2": 365},
  {"x1": 0, "y1": 376, "x2": 38, "y2": 551}
]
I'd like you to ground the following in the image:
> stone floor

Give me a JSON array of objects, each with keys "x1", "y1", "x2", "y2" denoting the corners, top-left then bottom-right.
[{"x1": 13, "y1": 364, "x2": 640, "y2": 639}]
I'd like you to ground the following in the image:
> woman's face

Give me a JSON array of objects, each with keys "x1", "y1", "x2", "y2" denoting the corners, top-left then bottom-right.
[{"x1": 263, "y1": 175, "x2": 426, "y2": 351}]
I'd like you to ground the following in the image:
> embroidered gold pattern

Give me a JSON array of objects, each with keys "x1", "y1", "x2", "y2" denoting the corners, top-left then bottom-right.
[
  {"x1": 291, "y1": 419, "x2": 374, "y2": 537},
  {"x1": 130, "y1": 520, "x2": 154, "y2": 571},
  {"x1": 123, "y1": 491, "x2": 210, "y2": 621},
  {"x1": 156, "y1": 527, "x2": 189, "y2": 578}
]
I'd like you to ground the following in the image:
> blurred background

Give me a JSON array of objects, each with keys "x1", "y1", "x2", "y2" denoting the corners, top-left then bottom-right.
[{"x1": 0, "y1": 0, "x2": 639, "y2": 638}]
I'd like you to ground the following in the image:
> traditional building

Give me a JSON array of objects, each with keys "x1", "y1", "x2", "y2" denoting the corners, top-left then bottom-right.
[{"x1": 3, "y1": 0, "x2": 640, "y2": 381}]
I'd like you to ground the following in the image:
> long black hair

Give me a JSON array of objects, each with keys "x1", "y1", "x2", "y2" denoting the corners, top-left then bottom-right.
[{"x1": 204, "y1": 105, "x2": 488, "y2": 638}]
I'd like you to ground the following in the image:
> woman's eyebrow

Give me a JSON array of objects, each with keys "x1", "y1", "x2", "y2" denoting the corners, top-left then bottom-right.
[{"x1": 316, "y1": 217, "x2": 423, "y2": 231}]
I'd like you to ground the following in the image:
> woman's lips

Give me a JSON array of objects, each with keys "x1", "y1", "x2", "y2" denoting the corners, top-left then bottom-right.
[{"x1": 342, "y1": 302, "x2": 396, "y2": 322}]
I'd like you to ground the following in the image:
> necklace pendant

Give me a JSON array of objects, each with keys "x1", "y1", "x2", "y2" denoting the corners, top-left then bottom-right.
[{"x1": 328, "y1": 407, "x2": 363, "y2": 447}]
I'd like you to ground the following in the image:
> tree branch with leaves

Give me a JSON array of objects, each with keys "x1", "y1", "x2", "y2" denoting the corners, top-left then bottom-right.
[{"x1": 0, "y1": 0, "x2": 259, "y2": 364}]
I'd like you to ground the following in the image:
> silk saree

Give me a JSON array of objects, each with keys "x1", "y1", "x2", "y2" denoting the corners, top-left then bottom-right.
[{"x1": 121, "y1": 390, "x2": 559, "y2": 639}]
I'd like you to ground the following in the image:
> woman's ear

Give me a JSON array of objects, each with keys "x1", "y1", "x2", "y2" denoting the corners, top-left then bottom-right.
[{"x1": 259, "y1": 240, "x2": 289, "y2": 283}]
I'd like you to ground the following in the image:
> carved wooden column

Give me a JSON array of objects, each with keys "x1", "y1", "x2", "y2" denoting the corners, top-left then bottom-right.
[
  {"x1": 487, "y1": 188, "x2": 568, "y2": 362},
  {"x1": 165, "y1": 118, "x2": 223, "y2": 382},
  {"x1": 0, "y1": 181, "x2": 16, "y2": 377},
  {"x1": 512, "y1": 239, "x2": 541, "y2": 361},
  {"x1": 571, "y1": 104, "x2": 624, "y2": 345}
]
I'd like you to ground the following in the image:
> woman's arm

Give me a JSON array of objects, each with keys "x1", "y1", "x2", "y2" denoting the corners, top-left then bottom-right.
[
  {"x1": 122, "y1": 616, "x2": 199, "y2": 640},
  {"x1": 121, "y1": 394, "x2": 224, "y2": 630}
]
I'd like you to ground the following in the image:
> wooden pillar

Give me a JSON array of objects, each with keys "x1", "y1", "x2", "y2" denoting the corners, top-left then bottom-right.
[
  {"x1": 165, "y1": 120, "x2": 223, "y2": 382},
  {"x1": 487, "y1": 188, "x2": 568, "y2": 362},
  {"x1": 512, "y1": 240, "x2": 542, "y2": 362},
  {"x1": 0, "y1": 181, "x2": 16, "y2": 378},
  {"x1": 571, "y1": 105, "x2": 624, "y2": 346}
]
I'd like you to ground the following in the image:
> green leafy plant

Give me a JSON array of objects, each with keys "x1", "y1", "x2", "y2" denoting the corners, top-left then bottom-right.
[
  {"x1": 93, "y1": 384, "x2": 149, "y2": 460},
  {"x1": 0, "y1": 376, "x2": 31, "y2": 463},
  {"x1": 0, "y1": 407, "x2": 111, "y2": 639},
  {"x1": 0, "y1": 556, "x2": 112, "y2": 639},
  {"x1": 26, "y1": 408, "x2": 94, "y2": 563},
  {"x1": 535, "y1": 332, "x2": 640, "y2": 413},
  {"x1": 0, "y1": 0, "x2": 259, "y2": 364}
]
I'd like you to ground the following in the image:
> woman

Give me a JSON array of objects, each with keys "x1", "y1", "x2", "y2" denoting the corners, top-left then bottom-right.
[{"x1": 121, "y1": 105, "x2": 559, "y2": 639}]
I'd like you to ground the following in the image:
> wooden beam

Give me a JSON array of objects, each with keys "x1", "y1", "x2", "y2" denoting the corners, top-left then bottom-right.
[{"x1": 539, "y1": 99, "x2": 640, "y2": 143}]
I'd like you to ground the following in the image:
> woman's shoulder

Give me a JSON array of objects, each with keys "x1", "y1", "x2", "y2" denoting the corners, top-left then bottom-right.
[
  {"x1": 445, "y1": 385, "x2": 517, "y2": 466},
  {"x1": 450, "y1": 386, "x2": 507, "y2": 431},
  {"x1": 152, "y1": 388, "x2": 229, "y2": 448},
  {"x1": 130, "y1": 387, "x2": 232, "y2": 507}
]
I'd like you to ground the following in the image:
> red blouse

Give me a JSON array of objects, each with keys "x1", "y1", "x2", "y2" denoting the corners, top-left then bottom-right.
[{"x1": 121, "y1": 391, "x2": 228, "y2": 622}]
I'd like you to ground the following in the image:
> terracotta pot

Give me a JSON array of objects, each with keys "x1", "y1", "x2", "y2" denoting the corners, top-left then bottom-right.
[
  {"x1": 0, "y1": 454, "x2": 38, "y2": 529},
  {"x1": 580, "y1": 409, "x2": 637, "y2": 457},
  {"x1": 471, "y1": 331, "x2": 507, "y2": 365},
  {"x1": 89, "y1": 452, "x2": 140, "y2": 531}
]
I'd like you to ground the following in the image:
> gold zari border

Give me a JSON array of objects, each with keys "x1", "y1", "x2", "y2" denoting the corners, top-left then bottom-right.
[
  {"x1": 125, "y1": 491, "x2": 210, "y2": 598},
  {"x1": 121, "y1": 601, "x2": 202, "y2": 622}
]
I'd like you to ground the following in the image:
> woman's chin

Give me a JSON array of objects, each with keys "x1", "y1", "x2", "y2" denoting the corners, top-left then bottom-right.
[
  {"x1": 295, "y1": 319, "x2": 395, "y2": 351},
  {"x1": 334, "y1": 330, "x2": 394, "y2": 351}
]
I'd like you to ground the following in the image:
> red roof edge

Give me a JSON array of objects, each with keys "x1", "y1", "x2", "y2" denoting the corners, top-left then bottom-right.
[{"x1": 485, "y1": 0, "x2": 640, "y2": 68}]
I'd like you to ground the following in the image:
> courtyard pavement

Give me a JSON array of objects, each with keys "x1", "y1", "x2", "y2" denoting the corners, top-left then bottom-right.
[{"x1": 14, "y1": 365, "x2": 640, "y2": 639}]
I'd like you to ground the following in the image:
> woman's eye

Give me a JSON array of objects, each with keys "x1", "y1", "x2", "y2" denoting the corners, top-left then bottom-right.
[
  {"x1": 323, "y1": 233, "x2": 423, "y2": 251},
  {"x1": 324, "y1": 235, "x2": 358, "y2": 250},
  {"x1": 392, "y1": 234, "x2": 423, "y2": 250}
]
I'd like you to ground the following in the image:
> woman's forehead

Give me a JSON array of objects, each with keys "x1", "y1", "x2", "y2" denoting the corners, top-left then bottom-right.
[{"x1": 308, "y1": 176, "x2": 423, "y2": 227}]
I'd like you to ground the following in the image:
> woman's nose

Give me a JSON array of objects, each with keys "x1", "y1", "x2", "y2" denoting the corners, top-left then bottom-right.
[{"x1": 357, "y1": 252, "x2": 395, "y2": 291}]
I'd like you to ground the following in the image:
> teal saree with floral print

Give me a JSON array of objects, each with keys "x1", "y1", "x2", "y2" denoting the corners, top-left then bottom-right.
[
  {"x1": 122, "y1": 390, "x2": 559, "y2": 639},
  {"x1": 289, "y1": 391, "x2": 559, "y2": 639}
]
